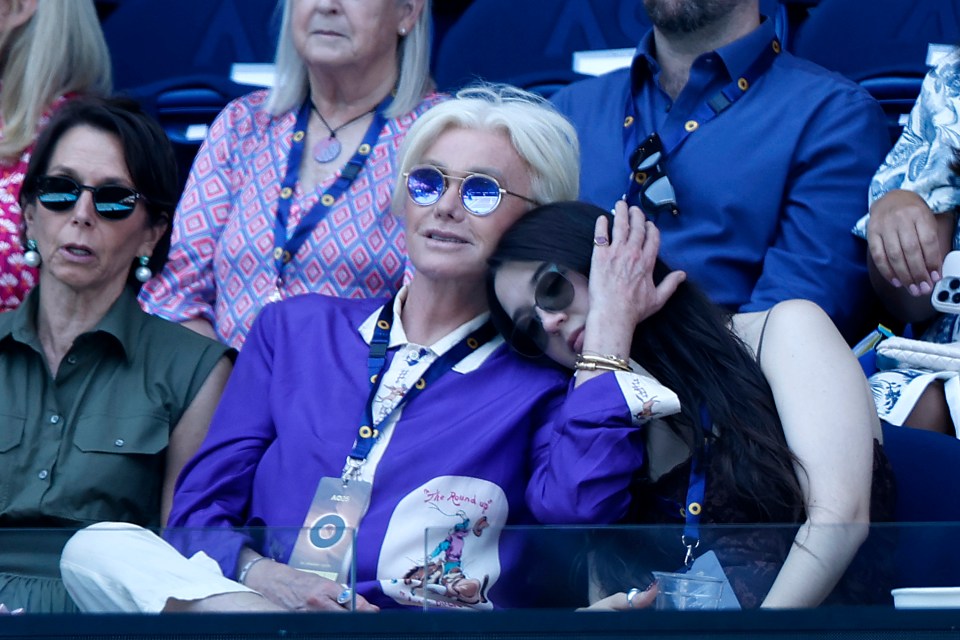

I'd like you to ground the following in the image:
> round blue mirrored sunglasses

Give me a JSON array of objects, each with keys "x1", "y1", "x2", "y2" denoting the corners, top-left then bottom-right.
[{"x1": 405, "y1": 164, "x2": 538, "y2": 216}]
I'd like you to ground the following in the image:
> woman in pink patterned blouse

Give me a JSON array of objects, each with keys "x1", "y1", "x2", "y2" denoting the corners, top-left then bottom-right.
[
  {"x1": 139, "y1": 0, "x2": 445, "y2": 348},
  {"x1": 0, "y1": 0, "x2": 112, "y2": 311}
]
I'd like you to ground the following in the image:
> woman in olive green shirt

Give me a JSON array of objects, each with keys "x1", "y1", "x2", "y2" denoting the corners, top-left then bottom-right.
[{"x1": 0, "y1": 98, "x2": 233, "y2": 613}]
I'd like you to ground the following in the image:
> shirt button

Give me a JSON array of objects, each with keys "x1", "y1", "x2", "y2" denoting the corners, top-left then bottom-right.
[
  {"x1": 38, "y1": 469, "x2": 49, "y2": 480},
  {"x1": 49, "y1": 414, "x2": 61, "y2": 425},
  {"x1": 114, "y1": 439, "x2": 125, "y2": 447},
  {"x1": 66, "y1": 355, "x2": 77, "y2": 365}
]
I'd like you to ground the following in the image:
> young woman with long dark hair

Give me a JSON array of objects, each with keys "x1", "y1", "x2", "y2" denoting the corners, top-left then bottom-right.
[{"x1": 488, "y1": 200, "x2": 895, "y2": 609}]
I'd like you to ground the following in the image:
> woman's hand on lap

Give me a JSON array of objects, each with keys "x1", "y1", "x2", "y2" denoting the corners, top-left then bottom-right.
[{"x1": 244, "y1": 560, "x2": 378, "y2": 612}]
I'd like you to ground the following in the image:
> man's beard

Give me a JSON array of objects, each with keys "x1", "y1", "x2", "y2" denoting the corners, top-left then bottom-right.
[{"x1": 643, "y1": 0, "x2": 741, "y2": 34}]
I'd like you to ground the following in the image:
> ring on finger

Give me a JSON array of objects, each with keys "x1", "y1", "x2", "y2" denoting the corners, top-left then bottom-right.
[
  {"x1": 626, "y1": 587, "x2": 642, "y2": 608},
  {"x1": 594, "y1": 235, "x2": 610, "y2": 247},
  {"x1": 336, "y1": 587, "x2": 353, "y2": 606}
]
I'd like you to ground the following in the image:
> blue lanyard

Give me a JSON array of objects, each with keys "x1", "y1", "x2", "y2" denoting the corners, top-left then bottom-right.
[
  {"x1": 680, "y1": 404, "x2": 712, "y2": 568},
  {"x1": 342, "y1": 300, "x2": 497, "y2": 481},
  {"x1": 271, "y1": 96, "x2": 392, "y2": 290},
  {"x1": 622, "y1": 37, "x2": 781, "y2": 208}
]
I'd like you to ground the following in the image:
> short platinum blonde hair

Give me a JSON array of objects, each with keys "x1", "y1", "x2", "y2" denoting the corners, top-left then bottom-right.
[
  {"x1": 0, "y1": 0, "x2": 112, "y2": 160},
  {"x1": 266, "y1": 0, "x2": 432, "y2": 119},
  {"x1": 392, "y1": 84, "x2": 580, "y2": 210}
]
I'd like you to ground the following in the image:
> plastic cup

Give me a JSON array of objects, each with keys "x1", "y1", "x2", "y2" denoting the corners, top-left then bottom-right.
[{"x1": 651, "y1": 571, "x2": 724, "y2": 610}]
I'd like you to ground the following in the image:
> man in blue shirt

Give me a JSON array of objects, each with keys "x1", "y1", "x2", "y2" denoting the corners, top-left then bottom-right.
[{"x1": 552, "y1": 0, "x2": 890, "y2": 341}]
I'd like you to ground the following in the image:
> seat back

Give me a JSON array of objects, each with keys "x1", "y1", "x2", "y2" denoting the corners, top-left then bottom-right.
[
  {"x1": 122, "y1": 75, "x2": 253, "y2": 191},
  {"x1": 880, "y1": 422, "x2": 960, "y2": 588},
  {"x1": 101, "y1": 0, "x2": 279, "y2": 191},
  {"x1": 101, "y1": 0, "x2": 279, "y2": 92},
  {"x1": 792, "y1": 0, "x2": 959, "y2": 82},
  {"x1": 792, "y1": 0, "x2": 960, "y2": 143},
  {"x1": 433, "y1": 0, "x2": 648, "y2": 94}
]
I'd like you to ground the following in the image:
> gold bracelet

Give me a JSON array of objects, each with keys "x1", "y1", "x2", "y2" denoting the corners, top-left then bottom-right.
[
  {"x1": 577, "y1": 353, "x2": 631, "y2": 372},
  {"x1": 580, "y1": 352, "x2": 630, "y2": 370},
  {"x1": 575, "y1": 356, "x2": 631, "y2": 373}
]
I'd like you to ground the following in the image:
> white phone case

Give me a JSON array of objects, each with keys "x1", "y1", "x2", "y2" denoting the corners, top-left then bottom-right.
[{"x1": 931, "y1": 251, "x2": 960, "y2": 314}]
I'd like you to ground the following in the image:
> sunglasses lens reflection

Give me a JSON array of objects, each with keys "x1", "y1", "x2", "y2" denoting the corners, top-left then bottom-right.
[
  {"x1": 36, "y1": 176, "x2": 139, "y2": 219},
  {"x1": 36, "y1": 176, "x2": 80, "y2": 211},
  {"x1": 407, "y1": 167, "x2": 445, "y2": 205},
  {"x1": 635, "y1": 149, "x2": 662, "y2": 172},
  {"x1": 643, "y1": 175, "x2": 676, "y2": 206},
  {"x1": 93, "y1": 186, "x2": 140, "y2": 216},
  {"x1": 461, "y1": 175, "x2": 501, "y2": 216}
]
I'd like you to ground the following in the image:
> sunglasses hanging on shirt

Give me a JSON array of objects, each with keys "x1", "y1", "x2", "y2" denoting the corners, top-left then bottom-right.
[
  {"x1": 628, "y1": 133, "x2": 679, "y2": 218},
  {"x1": 622, "y1": 38, "x2": 783, "y2": 219}
]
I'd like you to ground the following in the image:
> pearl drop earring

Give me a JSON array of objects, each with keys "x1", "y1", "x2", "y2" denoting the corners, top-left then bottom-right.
[
  {"x1": 24, "y1": 239, "x2": 41, "y2": 268},
  {"x1": 134, "y1": 255, "x2": 152, "y2": 283}
]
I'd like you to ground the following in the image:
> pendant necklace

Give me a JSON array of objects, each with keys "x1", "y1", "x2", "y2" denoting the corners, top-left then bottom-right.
[{"x1": 310, "y1": 101, "x2": 376, "y2": 164}]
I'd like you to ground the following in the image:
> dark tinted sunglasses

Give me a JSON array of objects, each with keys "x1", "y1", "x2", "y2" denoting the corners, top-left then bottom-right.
[
  {"x1": 35, "y1": 175, "x2": 144, "y2": 220},
  {"x1": 507, "y1": 265, "x2": 576, "y2": 358},
  {"x1": 629, "y1": 133, "x2": 679, "y2": 217},
  {"x1": 405, "y1": 164, "x2": 538, "y2": 216}
]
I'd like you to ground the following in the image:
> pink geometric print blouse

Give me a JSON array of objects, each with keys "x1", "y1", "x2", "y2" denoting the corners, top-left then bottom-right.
[{"x1": 140, "y1": 90, "x2": 444, "y2": 348}]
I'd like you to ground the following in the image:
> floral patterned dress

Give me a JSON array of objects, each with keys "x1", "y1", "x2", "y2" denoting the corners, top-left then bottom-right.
[
  {"x1": 853, "y1": 55, "x2": 960, "y2": 432},
  {"x1": 0, "y1": 96, "x2": 68, "y2": 311}
]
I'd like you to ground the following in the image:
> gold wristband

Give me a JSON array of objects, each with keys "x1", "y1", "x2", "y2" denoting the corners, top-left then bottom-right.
[
  {"x1": 575, "y1": 356, "x2": 631, "y2": 373},
  {"x1": 576, "y1": 353, "x2": 631, "y2": 372}
]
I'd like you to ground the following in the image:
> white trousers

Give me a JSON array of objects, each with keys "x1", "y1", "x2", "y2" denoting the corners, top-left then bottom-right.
[{"x1": 60, "y1": 522, "x2": 254, "y2": 613}]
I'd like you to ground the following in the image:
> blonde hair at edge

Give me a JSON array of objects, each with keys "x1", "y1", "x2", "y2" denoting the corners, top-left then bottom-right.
[
  {"x1": 0, "y1": 0, "x2": 112, "y2": 160},
  {"x1": 392, "y1": 84, "x2": 581, "y2": 210},
  {"x1": 267, "y1": 0, "x2": 432, "y2": 119}
]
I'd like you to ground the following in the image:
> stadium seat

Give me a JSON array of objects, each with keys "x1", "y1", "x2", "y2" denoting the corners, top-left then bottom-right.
[
  {"x1": 100, "y1": 0, "x2": 278, "y2": 92},
  {"x1": 880, "y1": 422, "x2": 960, "y2": 588},
  {"x1": 433, "y1": 0, "x2": 644, "y2": 94},
  {"x1": 792, "y1": 0, "x2": 960, "y2": 143},
  {"x1": 121, "y1": 75, "x2": 253, "y2": 191},
  {"x1": 99, "y1": 0, "x2": 280, "y2": 191}
]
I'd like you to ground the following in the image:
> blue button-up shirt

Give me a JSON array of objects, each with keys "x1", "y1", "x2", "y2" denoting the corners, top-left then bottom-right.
[{"x1": 552, "y1": 19, "x2": 890, "y2": 340}]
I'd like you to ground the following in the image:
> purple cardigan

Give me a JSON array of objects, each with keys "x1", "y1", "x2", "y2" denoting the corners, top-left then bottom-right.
[{"x1": 166, "y1": 294, "x2": 642, "y2": 609}]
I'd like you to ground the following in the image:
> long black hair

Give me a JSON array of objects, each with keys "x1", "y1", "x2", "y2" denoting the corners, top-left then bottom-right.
[{"x1": 488, "y1": 201, "x2": 805, "y2": 522}]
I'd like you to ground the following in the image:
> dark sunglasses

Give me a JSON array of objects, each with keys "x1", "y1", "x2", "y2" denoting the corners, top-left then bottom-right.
[
  {"x1": 35, "y1": 175, "x2": 144, "y2": 220},
  {"x1": 629, "y1": 133, "x2": 679, "y2": 217},
  {"x1": 507, "y1": 264, "x2": 576, "y2": 358},
  {"x1": 405, "y1": 164, "x2": 538, "y2": 216}
]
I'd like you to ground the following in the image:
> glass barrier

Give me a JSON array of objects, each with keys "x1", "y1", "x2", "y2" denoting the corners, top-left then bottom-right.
[
  {"x1": 2, "y1": 522, "x2": 959, "y2": 615},
  {"x1": 418, "y1": 522, "x2": 920, "y2": 611},
  {"x1": 0, "y1": 525, "x2": 357, "y2": 614}
]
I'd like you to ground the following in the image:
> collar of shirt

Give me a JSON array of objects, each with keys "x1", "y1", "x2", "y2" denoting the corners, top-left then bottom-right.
[
  {"x1": 0, "y1": 286, "x2": 143, "y2": 363},
  {"x1": 630, "y1": 17, "x2": 776, "y2": 90},
  {"x1": 356, "y1": 285, "x2": 503, "y2": 374}
]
